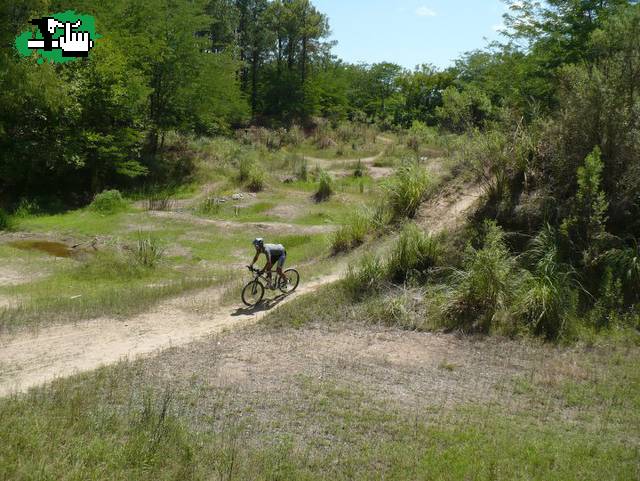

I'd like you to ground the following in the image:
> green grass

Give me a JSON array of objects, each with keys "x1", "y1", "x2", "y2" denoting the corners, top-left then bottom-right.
[
  {"x1": 1, "y1": 321, "x2": 638, "y2": 480},
  {"x1": 0, "y1": 252, "x2": 219, "y2": 332}
]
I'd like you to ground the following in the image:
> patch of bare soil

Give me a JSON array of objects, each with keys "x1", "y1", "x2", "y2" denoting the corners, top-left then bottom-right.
[
  {"x1": 147, "y1": 210, "x2": 336, "y2": 234},
  {"x1": 417, "y1": 182, "x2": 485, "y2": 234},
  {"x1": 0, "y1": 269, "x2": 343, "y2": 396},
  {"x1": 135, "y1": 322, "x2": 584, "y2": 437}
]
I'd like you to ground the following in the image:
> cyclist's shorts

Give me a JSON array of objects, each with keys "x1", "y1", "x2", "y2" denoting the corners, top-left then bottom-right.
[{"x1": 271, "y1": 251, "x2": 286, "y2": 268}]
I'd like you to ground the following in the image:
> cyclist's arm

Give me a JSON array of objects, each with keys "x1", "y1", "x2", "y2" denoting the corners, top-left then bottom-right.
[{"x1": 250, "y1": 252, "x2": 260, "y2": 268}]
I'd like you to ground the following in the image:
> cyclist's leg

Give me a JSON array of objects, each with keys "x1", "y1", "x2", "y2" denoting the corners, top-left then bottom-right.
[{"x1": 276, "y1": 253, "x2": 286, "y2": 281}]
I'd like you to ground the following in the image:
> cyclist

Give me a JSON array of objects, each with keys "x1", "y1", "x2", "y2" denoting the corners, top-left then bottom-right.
[{"x1": 250, "y1": 238, "x2": 287, "y2": 289}]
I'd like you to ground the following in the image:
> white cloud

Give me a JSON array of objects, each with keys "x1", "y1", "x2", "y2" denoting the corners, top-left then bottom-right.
[{"x1": 415, "y1": 6, "x2": 437, "y2": 17}]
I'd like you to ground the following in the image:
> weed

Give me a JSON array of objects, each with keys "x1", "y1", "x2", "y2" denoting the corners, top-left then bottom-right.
[
  {"x1": 0, "y1": 209, "x2": 13, "y2": 231},
  {"x1": 314, "y1": 171, "x2": 334, "y2": 202},
  {"x1": 90, "y1": 190, "x2": 128, "y2": 214},
  {"x1": 383, "y1": 162, "x2": 431, "y2": 219},
  {"x1": 131, "y1": 232, "x2": 165, "y2": 268},
  {"x1": 387, "y1": 223, "x2": 441, "y2": 284}
]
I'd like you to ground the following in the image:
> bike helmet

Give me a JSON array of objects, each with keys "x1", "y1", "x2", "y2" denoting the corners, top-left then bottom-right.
[{"x1": 252, "y1": 237, "x2": 264, "y2": 248}]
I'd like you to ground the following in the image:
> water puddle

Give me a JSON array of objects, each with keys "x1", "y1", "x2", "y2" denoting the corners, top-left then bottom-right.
[{"x1": 8, "y1": 240, "x2": 74, "y2": 258}]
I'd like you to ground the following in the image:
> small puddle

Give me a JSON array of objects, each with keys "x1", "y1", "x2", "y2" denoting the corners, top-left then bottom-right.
[{"x1": 8, "y1": 240, "x2": 74, "y2": 258}]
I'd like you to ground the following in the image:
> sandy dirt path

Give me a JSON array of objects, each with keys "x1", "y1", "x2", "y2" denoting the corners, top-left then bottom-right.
[{"x1": 0, "y1": 271, "x2": 342, "y2": 396}]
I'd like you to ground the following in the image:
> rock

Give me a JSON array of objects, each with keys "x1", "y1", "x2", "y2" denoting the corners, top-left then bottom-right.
[{"x1": 232, "y1": 193, "x2": 244, "y2": 201}]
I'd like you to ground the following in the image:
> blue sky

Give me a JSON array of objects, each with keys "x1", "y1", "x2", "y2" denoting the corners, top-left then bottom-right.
[{"x1": 313, "y1": 0, "x2": 509, "y2": 70}]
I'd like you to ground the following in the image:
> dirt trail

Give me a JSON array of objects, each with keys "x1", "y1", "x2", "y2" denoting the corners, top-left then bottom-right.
[
  {"x1": 304, "y1": 135, "x2": 394, "y2": 179},
  {"x1": 146, "y1": 210, "x2": 337, "y2": 234},
  {"x1": 0, "y1": 271, "x2": 342, "y2": 396}
]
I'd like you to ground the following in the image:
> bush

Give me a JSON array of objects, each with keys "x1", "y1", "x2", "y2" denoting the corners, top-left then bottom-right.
[
  {"x1": 331, "y1": 209, "x2": 372, "y2": 254},
  {"x1": 131, "y1": 232, "x2": 165, "y2": 268},
  {"x1": 90, "y1": 190, "x2": 128, "y2": 214},
  {"x1": 0, "y1": 209, "x2": 12, "y2": 231},
  {"x1": 198, "y1": 197, "x2": 223, "y2": 215},
  {"x1": 443, "y1": 222, "x2": 518, "y2": 333},
  {"x1": 246, "y1": 166, "x2": 265, "y2": 192},
  {"x1": 344, "y1": 254, "x2": 387, "y2": 299},
  {"x1": 387, "y1": 223, "x2": 441, "y2": 284},
  {"x1": 354, "y1": 160, "x2": 365, "y2": 178},
  {"x1": 515, "y1": 226, "x2": 580, "y2": 339},
  {"x1": 238, "y1": 156, "x2": 253, "y2": 182},
  {"x1": 383, "y1": 162, "x2": 431, "y2": 219},
  {"x1": 314, "y1": 171, "x2": 334, "y2": 202}
]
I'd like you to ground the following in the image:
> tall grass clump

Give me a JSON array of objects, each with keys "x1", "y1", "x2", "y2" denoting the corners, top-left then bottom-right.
[
  {"x1": 246, "y1": 165, "x2": 266, "y2": 192},
  {"x1": 131, "y1": 232, "x2": 165, "y2": 268},
  {"x1": 443, "y1": 221, "x2": 519, "y2": 333},
  {"x1": 0, "y1": 208, "x2": 13, "y2": 231},
  {"x1": 515, "y1": 226, "x2": 580, "y2": 339},
  {"x1": 238, "y1": 155, "x2": 254, "y2": 183},
  {"x1": 198, "y1": 196, "x2": 223, "y2": 215},
  {"x1": 90, "y1": 189, "x2": 128, "y2": 214},
  {"x1": 387, "y1": 223, "x2": 442, "y2": 284},
  {"x1": 314, "y1": 170, "x2": 334, "y2": 202},
  {"x1": 384, "y1": 162, "x2": 431, "y2": 219},
  {"x1": 331, "y1": 209, "x2": 373, "y2": 254},
  {"x1": 343, "y1": 254, "x2": 387, "y2": 299}
]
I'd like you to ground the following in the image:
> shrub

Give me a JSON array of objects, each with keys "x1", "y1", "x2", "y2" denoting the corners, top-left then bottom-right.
[
  {"x1": 331, "y1": 209, "x2": 372, "y2": 254},
  {"x1": 354, "y1": 160, "x2": 365, "y2": 178},
  {"x1": 297, "y1": 158, "x2": 309, "y2": 181},
  {"x1": 597, "y1": 240, "x2": 640, "y2": 305},
  {"x1": 515, "y1": 226, "x2": 580, "y2": 339},
  {"x1": 198, "y1": 197, "x2": 223, "y2": 215},
  {"x1": 14, "y1": 198, "x2": 40, "y2": 218},
  {"x1": 387, "y1": 223, "x2": 441, "y2": 284},
  {"x1": 90, "y1": 190, "x2": 128, "y2": 214},
  {"x1": 383, "y1": 162, "x2": 431, "y2": 219},
  {"x1": 131, "y1": 232, "x2": 165, "y2": 268},
  {"x1": 443, "y1": 221, "x2": 518, "y2": 333},
  {"x1": 344, "y1": 254, "x2": 387, "y2": 299},
  {"x1": 314, "y1": 171, "x2": 334, "y2": 202},
  {"x1": 238, "y1": 156, "x2": 253, "y2": 182},
  {"x1": 246, "y1": 166, "x2": 265, "y2": 192},
  {"x1": 0, "y1": 209, "x2": 12, "y2": 231}
]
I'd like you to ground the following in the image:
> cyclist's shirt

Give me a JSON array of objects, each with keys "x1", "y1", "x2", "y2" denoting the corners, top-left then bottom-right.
[{"x1": 264, "y1": 243, "x2": 286, "y2": 263}]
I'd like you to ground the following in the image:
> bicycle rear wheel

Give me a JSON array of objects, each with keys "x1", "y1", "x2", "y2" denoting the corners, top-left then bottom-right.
[
  {"x1": 242, "y1": 280, "x2": 265, "y2": 306},
  {"x1": 279, "y1": 269, "x2": 300, "y2": 294}
]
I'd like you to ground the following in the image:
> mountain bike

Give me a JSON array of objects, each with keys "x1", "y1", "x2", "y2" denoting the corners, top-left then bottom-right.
[{"x1": 242, "y1": 266, "x2": 300, "y2": 307}]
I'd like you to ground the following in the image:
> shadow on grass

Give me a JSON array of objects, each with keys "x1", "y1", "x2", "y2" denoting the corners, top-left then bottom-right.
[{"x1": 232, "y1": 293, "x2": 288, "y2": 316}]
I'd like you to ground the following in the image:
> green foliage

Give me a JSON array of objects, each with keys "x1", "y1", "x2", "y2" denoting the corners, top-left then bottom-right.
[
  {"x1": 131, "y1": 232, "x2": 165, "y2": 268},
  {"x1": 344, "y1": 254, "x2": 387, "y2": 299},
  {"x1": 387, "y1": 223, "x2": 441, "y2": 284},
  {"x1": 436, "y1": 85, "x2": 493, "y2": 133},
  {"x1": 0, "y1": 208, "x2": 12, "y2": 231},
  {"x1": 246, "y1": 165, "x2": 266, "y2": 192},
  {"x1": 444, "y1": 222, "x2": 518, "y2": 333},
  {"x1": 89, "y1": 190, "x2": 128, "y2": 214},
  {"x1": 383, "y1": 162, "x2": 431, "y2": 219},
  {"x1": 561, "y1": 147, "x2": 609, "y2": 260},
  {"x1": 314, "y1": 171, "x2": 334, "y2": 202},
  {"x1": 331, "y1": 209, "x2": 372, "y2": 254},
  {"x1": 515, "y1": 226, "x2": 580, "y2": 339}
]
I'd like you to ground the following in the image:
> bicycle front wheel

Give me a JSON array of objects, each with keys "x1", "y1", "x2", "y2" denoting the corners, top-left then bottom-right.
[
  {"x1": 242, "y1": 280, "x2": 265, "y2": 307},
  {"x1": 279, "y1": 269, "x2": 300, "y2": 294}
]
